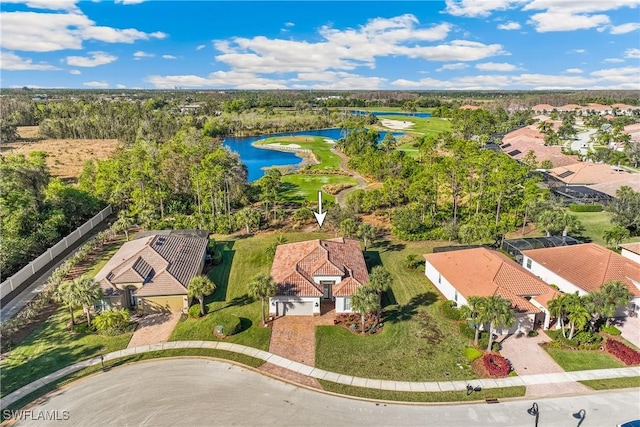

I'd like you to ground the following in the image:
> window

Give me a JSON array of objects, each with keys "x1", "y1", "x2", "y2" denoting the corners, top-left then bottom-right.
[
  {"x1": 94, "y1": 299, "x2": 111, "y2": 312},
  {"x1": 454, "y1": 291, "x2": 458, "y2": 302},
  {"x1": 526, "y1": 259, "x2": 532, "y2": 269},
  {"x1": 344, "y1": 297, "x2": 352, "y2": 311},
  {"x1": 438, "y1": 274, "x2": 441, "y2": 284}
]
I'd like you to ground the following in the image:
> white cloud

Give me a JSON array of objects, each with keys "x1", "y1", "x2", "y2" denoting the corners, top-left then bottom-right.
[
  {"x1": 116, "y1": 84, "x2": 126, "y2": 89},
  {"x1": 196, "y1": 44, "x2": 206, "y2": 51},
  {"x1": 624, "y1": 48, "x2": 640, "y2": 58},
  {"x1": 604, "y1": 58, "x2": 625, "y2": 62},
  {"x1": 475, "y1": 61, "x2": 518, "y2": 71},
  {"x1": 69, "y1": 69, "x2": 81, "y2": 75},
  {"x1": 565, "y1": 68, "x2": 583, "y2": 73},
  {"x1": 133, "y1": 51, "x2": 155, "y2": 59},
  {"x1": 145, "y1": 71, "x2": 289, "y2": 90},
  {"x1": 1, "y1": 0, "x2": 78, "y2": 11},
  {"x1": 115, "y1": 0, "x2": 145, "y2": 4},
  {"x1": 284, "y1": 22, "x2": 295, "y2": 27},
  {"x1": 0, "y1": 51, "x2": 60, "y2": 70},
  {"x1": 0, "y1": 11, "x2": 166, "y2": 52},
  {"x1": 83, "y1": 80, "x2": 108, "y2": 88},
  {"x1": 436, "y1": 63, "x2": 469, "y2": 71},
  {"x1": 609, "y1": 22, "x2": 640, "y2": 34},
  {"x1": 568, "y1": 48, "x2": 587, "y2": 54},
  {"x1": 401, "y1": 40, "x2": 507, "y2": 62},
  {"x1": 497, "y1": 21, "x2": 521, "y2": 30},
  {"x1": 444, "y1": 0, "x2": 525, "y2": 17},
  {"x1": 524, "y1": 0, "x2": 640, "y2": 32},
  {"x1": 66, "y1": 51, "x2": 117, "y2": 67},
  {"x1": 162, "y1": 54, "x2": 177, "y2": 59}
]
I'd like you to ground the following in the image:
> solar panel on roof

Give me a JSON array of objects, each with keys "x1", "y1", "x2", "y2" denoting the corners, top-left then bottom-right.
[
  {"x1": 507, "y1": 149, "x2": 521, "y2": 156},
  {"x1": 557, "y1": 170, "x2": 575, "y2": 178},
  {"x1": 501, "y1": 143, "x2": 511, "y2": 149}
]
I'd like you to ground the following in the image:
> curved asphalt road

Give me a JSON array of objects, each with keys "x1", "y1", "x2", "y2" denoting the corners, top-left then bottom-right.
[{"x1": 13, "y1": 359, "x2": 640, "y2": 427}]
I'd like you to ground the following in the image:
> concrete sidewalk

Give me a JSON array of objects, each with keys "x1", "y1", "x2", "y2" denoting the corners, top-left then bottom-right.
[{"x1": 3, "y1": 340, "x2": 639, "y2": 408}]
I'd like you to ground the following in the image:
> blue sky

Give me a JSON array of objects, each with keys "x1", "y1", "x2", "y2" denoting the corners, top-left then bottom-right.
[{"x1": 1, "y1": 0, "x2": 639, "y2": 90}]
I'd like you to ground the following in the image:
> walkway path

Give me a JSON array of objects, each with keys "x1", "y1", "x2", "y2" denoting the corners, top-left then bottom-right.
[
  {"x1": 333, "y1": 148, "x2": 367, "y2": 207},
  {"x1": 499, "y1": 332, "x2": 590, "y2": 397},
  {"x1": 3, "y1": 340, "x2": 639, "y2": 408},
  {"x1": 126, "y1": 313, "x2": 181, "y2": 348}
]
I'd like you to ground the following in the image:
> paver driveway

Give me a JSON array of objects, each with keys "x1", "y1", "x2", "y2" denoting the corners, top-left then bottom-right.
[
  {"x1": 127, "y1": 312, "x2": 181, "y2": 348},
  {"x1": 617, "y1": 316, "x2": 640, "y2": 349},
  {"x1": 269, "y1": 306, "x2": 335, "y2": 366},
  {"x1": 498, "y1": 331, "x2": 590, "y2": 397}
]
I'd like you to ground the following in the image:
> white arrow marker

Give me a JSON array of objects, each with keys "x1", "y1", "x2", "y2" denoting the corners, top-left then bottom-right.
[{"x1": 313, "y1": 191, "x2": 327, "y2": 228}]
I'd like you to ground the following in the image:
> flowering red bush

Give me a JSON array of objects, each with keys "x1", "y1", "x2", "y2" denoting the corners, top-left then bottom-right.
[
  {"x1": 605, "y1": 339, "x2": 640, "y2": 365},
  {"x1": 482, "y1": 353, "x2": 511, "y2": 377}
]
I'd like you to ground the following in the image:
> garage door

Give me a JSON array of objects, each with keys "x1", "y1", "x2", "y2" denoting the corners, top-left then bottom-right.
[
  {"x1": 140, "y1": 296, "x2": 186, "y2": 313},
  {"x1": 280, "y1": 300, "x2": 314, "y2": 316}
]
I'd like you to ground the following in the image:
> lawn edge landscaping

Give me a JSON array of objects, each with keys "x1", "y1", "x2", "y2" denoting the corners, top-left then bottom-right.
[
  {"x1": 2, "y1": 349, "x2": 265, "y2": 417},
  {"x1": 579, "y1": 376, "x2": 640, "y2": 390},
  {"x1": 318, "y1": 380, "x2": 526, "y2": 403}
]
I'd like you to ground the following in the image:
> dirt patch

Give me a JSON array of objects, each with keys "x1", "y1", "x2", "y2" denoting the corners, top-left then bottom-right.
[{"x1": 3, "y1": 130, "x2": 119, "y2": 181}]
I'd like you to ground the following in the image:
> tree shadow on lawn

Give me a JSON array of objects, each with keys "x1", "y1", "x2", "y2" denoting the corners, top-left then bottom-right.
[
  {"x1": 206, "y1": 241, "x2": 235, "y2": 303},
  {"x1": 376, "y1": 239, "x2": 406, "y2": 252},
  {"x1": 364, "y1": 250, "x2": 382, "y2": 270},
  {"x1": 280, "y1": 182, "x2": 306, "y2": 204},
  {"x1": 385, "y1": 291, "x2": 438, "y2": 324}
]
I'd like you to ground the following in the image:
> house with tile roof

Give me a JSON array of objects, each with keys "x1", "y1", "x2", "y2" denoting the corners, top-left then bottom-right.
[
  {"x1": 522, "y1": 243, "x2": 640, "y2": 316},
  {"x1": 424, "y1": 248, "x2": 559, "y2": 332},
  {"x1": 546, "y1": 162, "x2": 634, "y2": 187},
  {"x1": 269, "y1": 237, "x2": 369, "y2": 316},
  {"x1": 95, "y1": 230, "x2": 208, "y2": 314},
  {"x1": 269, "y1": 238, "x2": 368, "y2": 316},
  {"x1": 620, "y1": 242, "x2": 640, "y2": 266}
]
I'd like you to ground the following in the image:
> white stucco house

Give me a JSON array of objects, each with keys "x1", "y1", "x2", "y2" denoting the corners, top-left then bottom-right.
[
  {"x1": 424, "y1": 248, "x2": 559, "y2": 334},
  {"x1": 269, "y1": 238, "x2": 368, "y2": 316},
  {"x1": 620, "y1": 242, "x2": 640, "y2": 265},
  {"x1": 522, "y1": 243, "x2": 640, "y2": 316}
]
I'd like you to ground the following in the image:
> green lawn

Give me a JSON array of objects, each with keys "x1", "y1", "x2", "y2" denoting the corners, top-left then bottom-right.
[
  {"x1": 319, "y1": 381, "x2": 525, "y2": 402},
  {"x1": 340, "y1": 107, "x2": 435, "y2": 113},
  {"x1": 580, "y1": 376, "x2": 640, "y2": 390},
  {"x1": 572, "y1": 211, "x2": 640, "y2": 246},
  {"x1": 281, "y1": 174, "x2": 357, "y2": 203},
  {"x1": 544, "y1": 347, "x2": 624, "y2": 371},
  {"x1": 256, "y1": 136, "x2": 341, "y2": 170},
  {"x1": 316, "y1": 240, "x2": 479, "y2": 381},
  {"x1": 170, "y1": 232, "x2": 331, "y2": 349},
  {"x1": 0, "y1": 307, "x2": 132, "y2": 397}
]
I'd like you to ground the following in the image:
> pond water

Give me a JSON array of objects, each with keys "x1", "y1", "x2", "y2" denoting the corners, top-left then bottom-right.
[
  {"x1": 223, "y1": 128, "x2": 404, "y2": 181},
  {"x1": 349, "y1": 110, "x2": 432, "y2": 118}
]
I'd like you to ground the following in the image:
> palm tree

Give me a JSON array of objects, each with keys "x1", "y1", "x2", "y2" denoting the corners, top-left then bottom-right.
[
  {"x1": 236, "y1": 207, "x2": 261, "y2": 234},
  {"x1": 566, "y1": 294, "x2": 591, "y2": 339},
  {"x1": 477, "y1": 295, "x2": 515, "y2": 351},
  {"x1": 368, "y1": 266, "x2": 392, "y2": 326},
  {"x1": 340, "y1": 218, "x2": 358, "y2": 238},
  {"x1": 460, "y1": 296, "x2": 486, "y2": 346},
  {"x1": 603, "y1": 226, "x2": 630, "y2": 248},
  {"x1": 601, "y1": 281, "x2": 632, "y2": 326},
  {"x1": 54, "y1": 281, "x2": 82, "y2": 327},
  {"x1": 356, "y1": 223, "x2": 376, "y2": 252},
  {"x1": 548, "y1": 293, "x2": 569, "y2": 337},
  {"x1": 559, "y1": 212, "x2": 581, "y2": 237},
  {"x1": 187, "y1": 275, "x2": 217, "y2": 317},
  {"x1": 113, "y1": 212, "x2": 135, "y2": 241},
  {"x1": 351, "y1": 286, "x2": 378, "y2": 334},
  {"x1": 248, "y1": 273, "x2": 277, "y2": 325},
  {"x1": 70, "y1": 276, "x2": 103, "y2": 327}
]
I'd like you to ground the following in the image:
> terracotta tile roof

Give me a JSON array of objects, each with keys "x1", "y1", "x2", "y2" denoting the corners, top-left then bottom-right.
[
  {"x1": 620, "y1": 242, "x2": 640, "y2": 256},
  {"x1": 95, "y1": 231, "x2": 207, "y2": 297},
  {"x1": 532, "y1": 104, "x2": 555, "y2": 111},
  {"x1": 532, "y1": 288, "x2": 561, "y2": 308},
  {"x1": 423, "y1": 248, "x2": 551, "y2": 314},
  {"x1": 548, "y1": 162, "x2": 635, "y2": 185},
  {"x1": 586, "y1": 103, "x2": 609, "y2": 111},
  {"x1": 588, "y1": 178, "x2": 640, "y2": 197},
  {"x1": 271, "y1": 238, "x2": 368, "y2": 297},
  {"x1": 522, "y1": 243, "x2": 640, "y2": 297},
  {"x1": 501, "y1": 136, "x2": 580, "y2": 168},
  {"x1": 559, "y1": 104, "x2": 582, "y2": 111}
]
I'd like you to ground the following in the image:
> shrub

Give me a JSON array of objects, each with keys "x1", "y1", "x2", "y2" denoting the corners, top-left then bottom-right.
[
  {"x1": 441, "y1": 300, "x2": 463, "y2": 320},
  {"x1": 459, "y1": 322, "x2": 476, "y2": 339},
  {"x1": 188, "y1": 304, "x2": 204, "y2": 318},
  {"x1": 478, "y1": 335, "x2": 489, "y2": 350},
  {"x1": 568, "y1": 204, "x2": 602, "y2": 212},
  {"x1": 528, "y1": 330, "x2": 539, "y2": 337},
  {"x1": 463, "y1": 347, "x2": 483, "y2": 362},
  {"x1": 605, "y1": 339, "x2": 640, "y2": 365},
  {"x1": 482, "y1": 353, "x2": 511, "y2": 377},
  {"x1": 211, "y1": 249, "x2": 223, "y2": 265},
  {"x1": 601, "y1": 325, "x2": 622, "y2": 336},
  {"x1": 207, "y1": 239, "x2": 217, "y2": 254},
  {"x1": 93, "y1": 309, "x2": 131, "y2": 335},
  {"x1": 211, "y1": 314, "x2": 243, "y2": 337}
]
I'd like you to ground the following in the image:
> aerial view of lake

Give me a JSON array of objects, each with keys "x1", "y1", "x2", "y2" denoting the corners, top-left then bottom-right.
[
  {"x1": 223, "y1": 128, "x2": 404, "y2": 181},
  {"x1": 349, "y1": 110, "x2": 432, "y2": 118}
]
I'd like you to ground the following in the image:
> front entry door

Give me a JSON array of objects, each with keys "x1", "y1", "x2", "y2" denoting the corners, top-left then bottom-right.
[{"x1": 321, "y1": 281, "x2": 333, "y2": 300}]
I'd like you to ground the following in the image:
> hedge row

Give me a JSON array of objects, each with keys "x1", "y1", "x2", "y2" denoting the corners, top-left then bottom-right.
[{"x1": 568, "y1": 204, "x2": 603, "y2": 212}]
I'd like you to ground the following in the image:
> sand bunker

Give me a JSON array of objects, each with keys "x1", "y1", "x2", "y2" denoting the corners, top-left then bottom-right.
[{"x1": 381, "y1": 119, "x2": 414, "y2": 130}]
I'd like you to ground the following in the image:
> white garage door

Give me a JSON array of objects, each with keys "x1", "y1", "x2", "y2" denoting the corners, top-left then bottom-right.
[{"x1": 280, "y1": 300, "x2": 314, "y2": 316}]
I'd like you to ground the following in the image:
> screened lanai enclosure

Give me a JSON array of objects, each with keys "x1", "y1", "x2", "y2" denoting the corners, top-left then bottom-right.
[{"x1": 501, "y1": 236, "x2": 583, "y2": 264}]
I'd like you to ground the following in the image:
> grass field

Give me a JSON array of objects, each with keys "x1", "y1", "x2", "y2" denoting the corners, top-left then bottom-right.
[
  {"x1": 315, "y1": 239, "x2": 479, "y2": 381},
  {"x1": 340, "y1": 107, "x2": 435, "y2": 113},
  {"x1": 281, "y1": 174, "x2": 357, "y2": 203},
  {"x1": 170, "y1": 232, "x2": 331, "y2": 349},
  {"x1": 256, "y1": 136, "x2": 341, "y2": 170},
  {"x1": 381, "y1": 115, "x2": 452, "y2": 136},
  {"x1": 572, "y1": 211, "x2": 640, "y2": 246},
  {"x1": 579, "y1": 376, "x2": 640, "y2": 390},
  {"x1": 2, "y1": 127, "x2": 119, "y2": 181},
  {"x1": 0, "y1": 307, "x2": 132, "y2": 397},
  {"x1": 544, "y1": 347, "x2": 624, "y2": 371}
]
